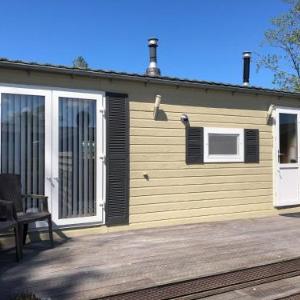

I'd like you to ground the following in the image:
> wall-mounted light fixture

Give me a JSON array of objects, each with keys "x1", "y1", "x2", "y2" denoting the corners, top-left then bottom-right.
[
  {"x1": 153, "y1": 95, "x2": 162, "y2": 119},
  {"x1": 181, "y1": 113, "x2": 190, "y2": 126},
  {"x1": 267, "y1": 104, "x2": 275, "y2": 124}
]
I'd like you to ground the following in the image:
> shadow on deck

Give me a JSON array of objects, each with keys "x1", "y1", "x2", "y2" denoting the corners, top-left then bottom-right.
[{"x1": 2, "y1": 214, "x2": 300, "y2": 299}]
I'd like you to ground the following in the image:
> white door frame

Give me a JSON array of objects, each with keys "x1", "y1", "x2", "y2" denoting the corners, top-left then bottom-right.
[
  {"x1": 274, "y1": 106, "x2": 300, "y2": 207},
  {"x1": 0, "y1": 83, "x2": 106, "y2": 227},
  {"x1": 52, "y1": 90, "x2": 106, "y2": 226}
]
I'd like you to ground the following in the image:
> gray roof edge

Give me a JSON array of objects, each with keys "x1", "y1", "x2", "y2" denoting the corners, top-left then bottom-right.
[{"x1": 0, "y1": 58, "x2": 300, "y2": 99}]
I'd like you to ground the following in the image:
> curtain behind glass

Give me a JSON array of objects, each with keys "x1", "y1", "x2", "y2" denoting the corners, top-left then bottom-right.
[
  {"x1": 59, "y1": 97, "x2": 96, "y2": 219},
  {"x1": 1, "y1": 93, "x2": 45, "y2": 211}
]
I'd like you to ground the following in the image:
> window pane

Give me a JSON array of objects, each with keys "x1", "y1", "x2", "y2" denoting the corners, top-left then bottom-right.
[
  {"x1": 209, "y1": 133, "x2": 238, "y2": 155},
  {"x1": 279, "y1": 113, "x2": 298, "y2": 163},
  {"x1": 1, "y1": 93, "x2": 45, "y2": 211}
]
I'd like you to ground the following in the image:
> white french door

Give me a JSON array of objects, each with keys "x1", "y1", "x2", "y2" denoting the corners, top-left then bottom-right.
[
  {"x1": 275, "y1": 108, "x2": 300, "y2": 207},
  {"x1": 51, "y1": 90, "x2": 105, "y2": 226},
  {"x1": 0, "y1": 84, "x2": 105, "y2": 227},
  {"x1": 0, "y1": 85, "x2": 52, "y2": 214}
]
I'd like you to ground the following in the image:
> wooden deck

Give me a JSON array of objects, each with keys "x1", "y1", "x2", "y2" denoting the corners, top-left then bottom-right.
[{"x1": 2, "y1": 215, "x2": 300, "y2": 299}]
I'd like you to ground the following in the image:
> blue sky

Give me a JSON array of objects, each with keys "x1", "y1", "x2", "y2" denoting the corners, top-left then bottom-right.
[{"x1": 0, "y1": 0, "x2": 290, "y2": 88}]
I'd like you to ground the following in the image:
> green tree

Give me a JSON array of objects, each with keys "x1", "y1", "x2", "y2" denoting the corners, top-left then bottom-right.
[
  {"x1": 257, "y1": 0, "x2": 300, "y2": 91},
  {"x1": 72, "y1": 56, "x2": 89, "y2": 69}
]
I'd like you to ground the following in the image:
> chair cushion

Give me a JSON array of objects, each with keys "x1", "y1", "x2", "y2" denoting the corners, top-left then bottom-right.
[
  {"x1": 0, "y1": 174, "x2": 22, "y2": 212},
  {"x1": 17, "y1": 211, "x2": 50, "y2": 224}
]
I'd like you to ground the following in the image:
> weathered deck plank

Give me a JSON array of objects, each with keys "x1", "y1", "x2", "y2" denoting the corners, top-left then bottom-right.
[{"x1": 1, "y1": 215, "x2": 300, "y2": 299}]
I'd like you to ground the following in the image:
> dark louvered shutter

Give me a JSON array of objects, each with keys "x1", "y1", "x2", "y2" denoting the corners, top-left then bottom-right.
[
  {"x1": 186, "y1": 127, "x2": 204, "y2": 164},
  {"x1": 106, "y1": 92, "x2": 129, "y2": 226},
  {"x1": 244, "y1": 129, "x2": 259, "y2": 163}
]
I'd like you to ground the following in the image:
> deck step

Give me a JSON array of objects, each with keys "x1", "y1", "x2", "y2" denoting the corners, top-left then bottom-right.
[{"x1": 98, "y1": 257, "x2": 300, "y2": 300}]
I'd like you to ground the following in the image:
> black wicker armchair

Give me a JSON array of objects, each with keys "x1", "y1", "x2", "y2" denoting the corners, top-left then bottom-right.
[
  {"x1": 0, "y1": 199, "x2": 22, "y2": 261},
  {"x1": 0, "y1": 174, "x2": 53, "y2": 250}
]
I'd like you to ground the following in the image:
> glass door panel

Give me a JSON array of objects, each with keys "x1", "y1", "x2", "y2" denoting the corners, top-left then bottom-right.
[
  {"x1": 0, "y1": 93, "x2": 46, "y2": 211},
  {"x1": 279, "y1": 113, "x2": 298, "y2": 164},
  {"x1": 59, "y1": 97, "x2": 96, "y2": 219}
]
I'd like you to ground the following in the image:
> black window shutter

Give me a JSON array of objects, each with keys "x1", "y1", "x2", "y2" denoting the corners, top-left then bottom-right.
[
  {"x1": 244, "y1": 129, "x2": 259, "y2": 163},
  {"x1": 186, "y1": 127, "x2": 204, "y2": 164},
  {"x1": 106, "y1": 92, "x2": 129, "y2": 226}
]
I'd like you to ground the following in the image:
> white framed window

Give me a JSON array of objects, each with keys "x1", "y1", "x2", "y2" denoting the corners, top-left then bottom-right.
[{"x1": 204, "y1": 128, "x2": 244, "y2": 163}]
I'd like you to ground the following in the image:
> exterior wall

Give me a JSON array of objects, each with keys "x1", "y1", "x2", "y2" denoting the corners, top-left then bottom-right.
[
  {"x1": 128, "y1": 87, "x2": 300, "y2": 229},
  {"x1": 0, "y1": 67, "x2": 300, "y2": 233}
]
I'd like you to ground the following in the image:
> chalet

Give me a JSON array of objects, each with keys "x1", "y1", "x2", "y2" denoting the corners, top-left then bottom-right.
[{"x1": 0, "y1": 38, "x2": 299, "y2": 235}]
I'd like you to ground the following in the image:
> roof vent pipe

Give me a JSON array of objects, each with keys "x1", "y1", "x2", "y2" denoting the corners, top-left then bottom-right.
[
  {"x1": 146, "y1": 38, "x2": 161, "y2": 77},
  {"x1": 243, "y1": 51, "x2": 251, "y2": 86}
]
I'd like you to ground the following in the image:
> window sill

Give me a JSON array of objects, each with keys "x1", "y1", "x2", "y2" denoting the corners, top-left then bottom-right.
[{"x1": 204, "y1": 156, "x2": 244, "y2": 163}]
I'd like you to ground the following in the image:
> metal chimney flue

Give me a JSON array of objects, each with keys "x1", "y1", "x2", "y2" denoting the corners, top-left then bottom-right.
[
  {"x1": 146, "y1": 38, "x2": 161, "y2": 76},
  {"x1": 243, "y1": 51, "x2": 251, "y2": 86}
]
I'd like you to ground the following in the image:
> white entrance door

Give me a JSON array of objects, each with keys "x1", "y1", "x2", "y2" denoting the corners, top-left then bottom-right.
[
  {"x1": 275, "y1": 108, "x2": 300, "y2": 207},
  {"x1": 51, "y1": 90, "x2": 105, "y2": 226}
]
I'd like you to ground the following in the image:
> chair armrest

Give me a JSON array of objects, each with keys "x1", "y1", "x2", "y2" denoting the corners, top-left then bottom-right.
[
  {"x1": 21, "y1": 194, "x2": 49, "y2": 212},
  {"x1": 0, "y1": 200, "x2": 16, "y2": 221}
]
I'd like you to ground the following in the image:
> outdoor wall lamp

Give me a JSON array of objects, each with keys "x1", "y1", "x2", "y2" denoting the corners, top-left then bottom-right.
[
  {"x1": 153, "y1": 94, "x2": 162, "y2": 119},
  {"x1": 181, "y1": 113, "x2": 190, "y2": 126}
]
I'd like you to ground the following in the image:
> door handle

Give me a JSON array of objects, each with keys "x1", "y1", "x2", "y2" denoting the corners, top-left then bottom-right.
[
  {"x1": 47, "y1": 177, "x2": 55, "y2": 187},
  {"x1": 99, "y1": 155, "x2": 106, "y2": 163}
]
